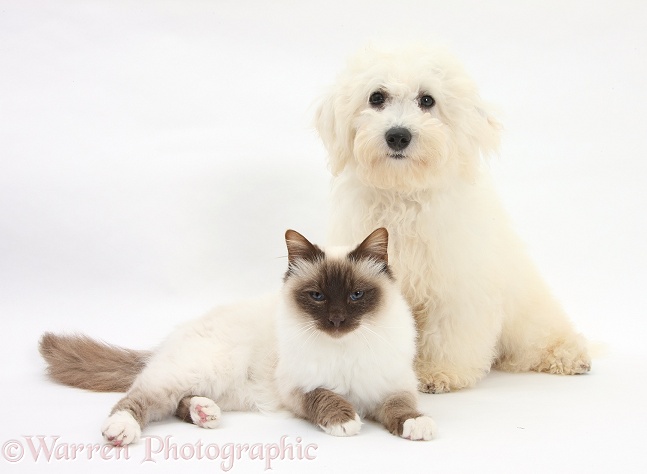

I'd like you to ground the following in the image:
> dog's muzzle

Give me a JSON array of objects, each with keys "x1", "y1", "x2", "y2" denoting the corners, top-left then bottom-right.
[{"x1": 385, "y1": 127, "x2": 411, "y2": 153}]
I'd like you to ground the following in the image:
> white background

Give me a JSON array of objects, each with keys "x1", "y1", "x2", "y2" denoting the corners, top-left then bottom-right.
[{"x1": 1, "y1": 1, "x2": 646, "y2": 472}]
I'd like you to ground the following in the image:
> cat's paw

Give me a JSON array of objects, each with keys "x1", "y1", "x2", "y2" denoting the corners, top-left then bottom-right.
[
  {"x1": 401, "y1": 416, "x2": 436, "y2": 441},
  {"x1": 189, "y1": 396, "x2": 221, "y2": 429},
  {"x1": 101, "y1": 410, "x2": 141, "y2": 446},
  {"x1": 320, "y1": 413, "x2": 362, "y2": 437}
]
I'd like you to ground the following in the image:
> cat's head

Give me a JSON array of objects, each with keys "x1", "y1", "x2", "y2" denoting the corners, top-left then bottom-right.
[{"x1": 283, "y1": 228, "x2": 394, "y2": 338}]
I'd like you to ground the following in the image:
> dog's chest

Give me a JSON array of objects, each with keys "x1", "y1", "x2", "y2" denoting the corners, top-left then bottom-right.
[
  {"x1": 329, "y1": 178, "x2": 458, "y2": 304},
  {"x1": 361, "y1": 191, "x2": 461, "y2": 304}
]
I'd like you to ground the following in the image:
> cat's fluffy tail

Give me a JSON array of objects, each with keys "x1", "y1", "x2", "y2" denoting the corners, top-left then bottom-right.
[{"x1": 39, "y1": 333, "x2": 150, "y2": 392}]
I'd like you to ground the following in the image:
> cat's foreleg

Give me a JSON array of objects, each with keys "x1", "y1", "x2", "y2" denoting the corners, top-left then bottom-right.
[
  {"x1": 297, "y1": 388, "x2": 362, "y2": 437},
  {"x1": 102, "y1": 391, "x2": 148, "y2": 446},
  {"x1": 175, "y1": 395, "x2": 222, "y2": 429},
  {"x1": 101, "y1": 388, "x2": 178, "y2": 446},
  {"x1": 372, "y1": 391, "x2": 436, "y2": 441}
]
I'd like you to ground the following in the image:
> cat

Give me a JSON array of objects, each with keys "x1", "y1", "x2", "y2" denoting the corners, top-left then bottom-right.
[{"x1": 39, "y1": 228, "x2": 436, "y2": 445}]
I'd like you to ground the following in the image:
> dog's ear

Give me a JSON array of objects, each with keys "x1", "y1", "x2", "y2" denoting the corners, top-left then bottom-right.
[
  {"x1": 472, "y1": 104, "x2": 502, "y2": 158},
  {"x1": 314, "y1": 91, "x2": 354, "y2": 176}
]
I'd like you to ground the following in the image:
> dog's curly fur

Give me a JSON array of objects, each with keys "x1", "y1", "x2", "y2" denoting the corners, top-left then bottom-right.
[{"x1": 316, "y1": 44, "x2": 591, "y2": 393}]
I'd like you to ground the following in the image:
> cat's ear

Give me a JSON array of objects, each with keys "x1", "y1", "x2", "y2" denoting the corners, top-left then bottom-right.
[
  {"x1": 285, "y1": 230, "x2": 325, "y2": 265},
  {"x1": 349, "y1": 228, "x2": 389, "y2": 264}
]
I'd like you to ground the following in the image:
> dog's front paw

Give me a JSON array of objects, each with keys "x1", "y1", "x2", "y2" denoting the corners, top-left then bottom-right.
[
  {"x1": 101, "y1": 410, "x2": 141, "y2": 446},
  {"x1": 189, "y1": 396, "x2": 221, "y2": 429},
  {"x1": 417, "y1": 372, "x2": 451, "y2": 394},
  {"x1": 401, "y1": 416, "x2": 436, "y2": 441},
  {"x1": 416, "y1": 365, "x2": 485, "y2": 393},
  {"x1": 320, "y1": 413, "x2": 362, "y2": 437},
  {"x1": 536, "y1": 343, "x2": 592, "y2": 375}
]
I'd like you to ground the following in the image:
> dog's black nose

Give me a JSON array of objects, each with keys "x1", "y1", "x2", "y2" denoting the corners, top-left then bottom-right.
[{"x1": 385, "y1": 127, "x2": 412, "y2": 151}]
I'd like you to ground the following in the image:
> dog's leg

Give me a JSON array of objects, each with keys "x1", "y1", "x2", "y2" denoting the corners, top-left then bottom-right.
[
  {"x1": 413, "y1": 303, "x2": 501, "y2": 393},
  {"x1": 494, "y1": 289, "x2": 591, "y2": 375}
]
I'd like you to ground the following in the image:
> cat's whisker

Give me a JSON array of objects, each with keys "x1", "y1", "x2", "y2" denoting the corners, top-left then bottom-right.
[
  {"x1": 298, "y1": 328, "x2": 322, "y2": 354},
  {"x1": 286, "y1": 320, "x2": 317, "y2": 333},
  {"x1": 365, "y1": 324, "x2": 408, "y2": 329},
  {"x1": 359, "y1": 325, "x2": 398, "y2": 353},
  {"x1": 285, "y1": 321, "x2": 318, "y2": 343},
  {"x1": 291, "y1": 327, "x2": 316, "y2": 349},
  {"x1": 295, "y1": 324, "x2": 321, "y2": 352},
  {"x1": 285, "y1": 330, "x2": 312, "y2": 345},
  {"x1": 294, "y1": 320, "x2": 317, "y2": 329},
  {"x1": 356, "y1": 325, "x2": 378, "y2": 358}
]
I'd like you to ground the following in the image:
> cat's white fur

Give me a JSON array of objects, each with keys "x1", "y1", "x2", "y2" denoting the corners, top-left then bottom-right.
[
  {"x1": 101, "y1": 238, "x2": 435, "y2": 445},
  {"x1": 316, "y1": 44, "x2": 591, "y2": 393}
]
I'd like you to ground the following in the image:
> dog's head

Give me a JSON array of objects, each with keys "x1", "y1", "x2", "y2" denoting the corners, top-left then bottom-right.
[{"x1": 315, "y1": 45, "x2": 501, "y2": 192}]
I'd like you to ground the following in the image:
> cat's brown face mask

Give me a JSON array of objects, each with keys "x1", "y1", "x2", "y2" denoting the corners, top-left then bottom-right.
[{"x1": 284, "y1": 228, "x2": 392, "y2": 338}]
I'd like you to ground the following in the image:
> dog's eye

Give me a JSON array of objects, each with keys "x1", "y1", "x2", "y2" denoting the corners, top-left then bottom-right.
[
  {"x1": 419, "y1": 95, "x2": 435, "y2": 109},
  {"x1": 369, "y1": 91, "x2": 386, "y2": 106}
]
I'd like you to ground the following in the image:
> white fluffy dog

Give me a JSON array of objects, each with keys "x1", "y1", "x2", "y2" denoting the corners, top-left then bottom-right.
[{"x1": 315, "y1": 45, "x2": 591, "y2": 393}]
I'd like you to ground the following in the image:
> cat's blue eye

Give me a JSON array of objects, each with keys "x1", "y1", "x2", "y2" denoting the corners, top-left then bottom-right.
[
  {"x1": 309, "y1": 291, "x2": 325, "y2": 301},
  {"x1": 350, "y1": 290, "x2": 364, "y2": 301}
]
